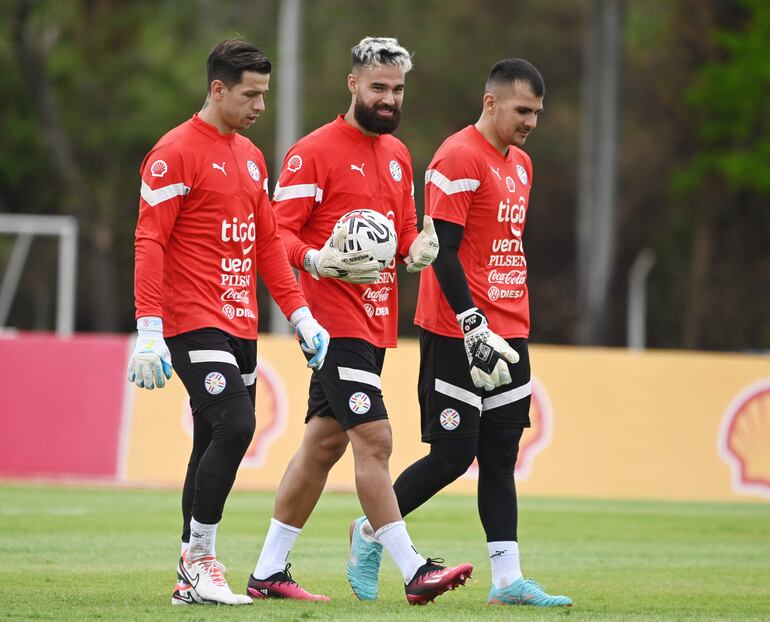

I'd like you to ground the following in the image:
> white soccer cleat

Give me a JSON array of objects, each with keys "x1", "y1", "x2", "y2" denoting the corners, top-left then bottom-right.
[
  {"x1": 171, "y1": 579, "x2": 201, "y2": 606},
  {"x1": 178, "y1": 553, "x2": 253, "y2": 605}
]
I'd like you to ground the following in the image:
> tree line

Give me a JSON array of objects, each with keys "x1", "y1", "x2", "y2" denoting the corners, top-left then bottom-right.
[{"x1": 0, "y1": 0, "x2": 767, "y2": 351}]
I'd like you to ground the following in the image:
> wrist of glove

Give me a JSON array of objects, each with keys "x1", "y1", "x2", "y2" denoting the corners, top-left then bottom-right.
[
  {"x1": 405, "y1": 215, "x2": 439, "y2": 273},
  {"x1": 457, "y1": 307, "x2": 520, "y2": 391},
  {"x1": 304, "y1": 225, "x2": 382, "y2": 284},
  {"x1": 290, "y1": 306, "x2": 330, "y2": 370},
  {"x1": 127, "y1": 316, "x2": 173, "y2": 389}
]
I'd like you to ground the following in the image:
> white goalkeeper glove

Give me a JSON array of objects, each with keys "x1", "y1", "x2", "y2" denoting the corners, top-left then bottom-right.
[
  {"x1": 127, "y1": 316, "x2": 173, "y2": 389},
  {"x1": 290, "y1": 306, "x2": 330, "y2": 370},
  {"x1": 304, "y1": 225, "x2": 381, "y2": 284},
  {"x1": 457, "y1": 307, "x2": 519, "y2": 391},
  {"x1": 405, "y1": 215, "x2": 439, "y2": 273}
]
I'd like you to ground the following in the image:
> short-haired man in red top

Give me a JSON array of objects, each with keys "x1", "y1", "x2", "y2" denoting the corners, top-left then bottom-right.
[
  {"x1": 245, "y1": 37, "x2": 472, "y2": 605},
  {"x1": 128, "y1": 39, "x2": 328, "y2": 607},
  {"x1": 348, "y1": 59, "x2": 573, "y2": 607}
]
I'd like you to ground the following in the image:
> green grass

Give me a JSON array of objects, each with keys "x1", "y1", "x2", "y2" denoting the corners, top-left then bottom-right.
[{"x1": 1, "y1": 484, "x2": 769, "y2": 621}]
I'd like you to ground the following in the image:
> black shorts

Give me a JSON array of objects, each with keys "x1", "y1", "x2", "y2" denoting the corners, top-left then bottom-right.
[
  {"x1": 418, "y1": 328, "x2": 531, "y2": 442},
  {"x1": 166, "y1": 328, "x2": 257, "y2": 412},
  {"x1": 306, "y1": 338, "x2": 388, "y2": 430}
]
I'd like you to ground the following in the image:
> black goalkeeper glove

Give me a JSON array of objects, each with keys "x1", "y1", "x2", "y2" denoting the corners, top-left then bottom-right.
[{"x1": 457, "y1": 307, "x2": 520, "y2": 391}]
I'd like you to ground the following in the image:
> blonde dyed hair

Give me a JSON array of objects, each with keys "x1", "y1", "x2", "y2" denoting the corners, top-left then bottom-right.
[{"x1": 351, "y1": 36, "x2": 413, "y2": 73}]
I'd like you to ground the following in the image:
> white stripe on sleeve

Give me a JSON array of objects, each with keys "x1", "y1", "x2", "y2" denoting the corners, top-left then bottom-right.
[
  {"x1": 140, "y1": 181, "x2": 190, "y2": 207},
  {"x1": 273, "y1": 182, "x2": 323, "y2": 203},
  {"x1": 425, "y1": 169, "x2": 480, "y2": 196}
]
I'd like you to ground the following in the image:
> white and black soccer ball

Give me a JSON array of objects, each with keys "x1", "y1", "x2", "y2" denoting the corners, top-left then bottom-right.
[{"x1": 333, "y1": 209, "x2": 397, "y2": 269}]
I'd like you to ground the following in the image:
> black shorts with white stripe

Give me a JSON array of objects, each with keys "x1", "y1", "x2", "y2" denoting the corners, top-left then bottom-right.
[
  {"x1": 306, "y1": 338, "x2": 388, "y2": 430},
  {"x1": 417, "y1": 328, "x2": 531, "y2": 442},
  {"x1": 167, "y1": 327, "x2": 257, "y2": 412}
]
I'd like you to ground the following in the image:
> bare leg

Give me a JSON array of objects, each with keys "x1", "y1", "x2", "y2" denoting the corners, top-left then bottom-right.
[
  {"x1": 346, "y1": 419, "x2": 400, "y2": 530},
  {"x1": 273, "y1": 416, "x2": 349, "y2": 527}
]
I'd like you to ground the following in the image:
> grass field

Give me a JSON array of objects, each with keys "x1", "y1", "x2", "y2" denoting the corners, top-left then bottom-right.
[{"x1": 1, "y1": 484, "x2": 769, "y2": 621}]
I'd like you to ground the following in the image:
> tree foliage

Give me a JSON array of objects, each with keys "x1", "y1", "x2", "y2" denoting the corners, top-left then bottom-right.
[
  {"x1": 678, "y1": 0, "x2": 770, "y2": 195},
  {"x1": 0, "y1": 0, "x2": 767, "y2": 351}
]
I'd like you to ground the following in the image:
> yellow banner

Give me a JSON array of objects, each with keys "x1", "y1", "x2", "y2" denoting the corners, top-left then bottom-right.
[{"x1": 122, "y1": 337, "x2": 770, "y2": 502}]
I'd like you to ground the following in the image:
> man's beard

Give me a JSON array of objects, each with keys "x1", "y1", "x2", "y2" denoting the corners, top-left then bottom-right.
[{"x1": 353, "y1": 98, "x2": 401, "y2": 134}]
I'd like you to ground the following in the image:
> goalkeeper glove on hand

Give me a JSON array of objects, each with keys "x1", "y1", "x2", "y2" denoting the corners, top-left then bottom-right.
[
  {"x1": 290, "y1": 306, "x2": 330, "y2": 370},
  {"x1": 457, "y1": 307, "x2": 519, "y2": 392},
  {"x1": 405, "y1": 215, "x2": 440, "y2": 273},
  {"x1": 127, "y1": 316, "x2": 173, "y2": 389},
  {"x1": 304, "y1": 225, "x2": 381, "y2": 284}
]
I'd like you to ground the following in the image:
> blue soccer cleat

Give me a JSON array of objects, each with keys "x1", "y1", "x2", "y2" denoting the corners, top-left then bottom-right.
[
  {"x1": 347, "y1": 516, "x2": 383, "y2": 600},
  {"x1": 488, "y1": 577, "x2": 573, "y2": 607}
]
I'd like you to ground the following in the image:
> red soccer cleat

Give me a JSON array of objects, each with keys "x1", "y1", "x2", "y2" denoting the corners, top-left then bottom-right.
[
  {"x1": 246, "y1": 563, "x2": 330, "y2": 601},
  {"x1": 404, "y1": 558, "x2": 473, "y2": 605}
]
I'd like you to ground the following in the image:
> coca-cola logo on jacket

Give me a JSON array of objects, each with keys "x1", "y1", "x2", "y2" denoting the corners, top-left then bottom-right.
[
  {"x1": 488, "y1": 269, "x2": 526, "y2": 285},
  {"x1": 220, "y1": 288, "x2": 249, "y2": 304},
  {"x1": 361, "y1": 287, "x2": 392, "y2": 303}
]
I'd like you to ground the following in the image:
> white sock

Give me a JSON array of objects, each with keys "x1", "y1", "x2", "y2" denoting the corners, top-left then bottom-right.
[
  {"x1": 253, "y1": 518, "x2": 302, "y2": 579},
  {"x1": 359, "y1": 518, "x2": 377, "y2": 542},
  {"x1": 187, "y1": 518, "x2": 218, "y2": 561},
  {"x1": 180, "y1": 541, "x2": 189, "y2": 557},
  {"x1": 489, "y1": 540, "x2": 522, "y2": 588},
  {"x1": 375, "y1": 521, "x2": 426, "y2": 583}
]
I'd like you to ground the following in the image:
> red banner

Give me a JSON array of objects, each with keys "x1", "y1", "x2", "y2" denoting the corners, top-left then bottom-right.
[{"x1": 0, "y1": 333, "x2": 129, "y2": 479}]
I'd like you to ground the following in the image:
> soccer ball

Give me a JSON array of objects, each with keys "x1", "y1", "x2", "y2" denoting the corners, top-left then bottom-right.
[{"x1": 333, "y1": 209, "x2": 397, "y2": 269}]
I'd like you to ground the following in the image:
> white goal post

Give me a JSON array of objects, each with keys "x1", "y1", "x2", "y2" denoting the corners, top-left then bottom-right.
[{"x1": 0, "y1": 214, "x2": 78, "y2": 336}]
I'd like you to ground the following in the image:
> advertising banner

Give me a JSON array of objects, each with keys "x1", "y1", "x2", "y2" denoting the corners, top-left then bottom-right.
[{"x1": 2, "y1": 333, "x2": 768, "y2": 502}]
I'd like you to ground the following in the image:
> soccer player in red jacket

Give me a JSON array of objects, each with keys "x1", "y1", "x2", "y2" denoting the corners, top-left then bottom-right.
[
  {"x1": 244, "y1": 37, "x2": 472, "y2": 605},
  {"x1": 348, "y1": 59, "x2": 573, "y2": 607},
  {"x1": 128, "y1": 39, "x2": 328, "y2": 606}
]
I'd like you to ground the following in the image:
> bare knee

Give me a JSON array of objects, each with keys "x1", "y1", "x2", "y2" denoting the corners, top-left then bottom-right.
[
  {"x1": 316, "y1": 433, "x2": 349, "y2": 468},
  {"x1": 299, "y1": 424, "x2": 348, "y2": 471},
  {"x1": 350, "y1": 421, "x2": 393, "y2": 465}
]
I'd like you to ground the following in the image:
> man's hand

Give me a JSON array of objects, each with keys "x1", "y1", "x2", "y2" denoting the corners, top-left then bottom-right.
[
  {"x1": 290, "y1": 306, "x2": 330, "y2": 370},
  {"x1": 405, "y1": 215, "x2": 439, "y2": 273},
  {"x1": 127, "y1": 316, "x2": 173, "y2": 389},
  {"x1": 304, "y1": 226, "x2": 381, "y2": 284},
  {"x1": 457, "y1": 307, "x2": 519, "y2": 391}
]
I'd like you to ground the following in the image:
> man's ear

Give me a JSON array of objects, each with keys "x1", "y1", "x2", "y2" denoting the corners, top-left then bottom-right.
[
  {"x1": 483, "y1": 92, "x2": 497, "y2": 115},
  {"x1": 209, "y1": 79, "x2": 227, "y2": 101}
]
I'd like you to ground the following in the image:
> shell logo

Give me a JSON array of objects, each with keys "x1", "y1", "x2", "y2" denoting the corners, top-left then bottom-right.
[
  {"x1": 287, "y1": 154, "x2": 303, "y2": 173},
  {"x1": 150, "y1": 159, "x2": 168, "y2": 178},
  {"x1": 718, "y1": 379, "x2": 770, "y2": 499},
  {"x1": 182, "y1": 359, "x2": 287, "y2": 468},
  {"x1": 463, "y1": 376, "x2": 553, "y2": 481}
]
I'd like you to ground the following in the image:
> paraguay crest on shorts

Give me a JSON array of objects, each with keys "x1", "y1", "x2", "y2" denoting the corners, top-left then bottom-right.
[
  {"x1": 204, "y1": 372, "x2": 226, "y2": 395},
  {"x1": 349, "y1": 391, "x2": 371, "y2": 414},
  {"x1": 440, "y1": 408, "x2": 460, "y2": 430}
]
